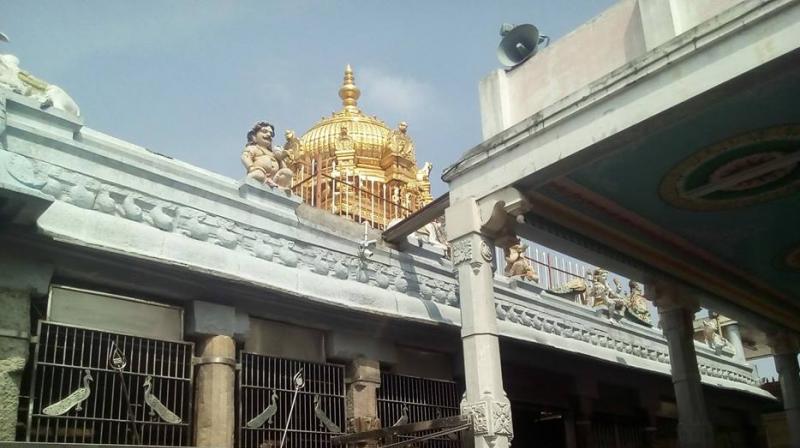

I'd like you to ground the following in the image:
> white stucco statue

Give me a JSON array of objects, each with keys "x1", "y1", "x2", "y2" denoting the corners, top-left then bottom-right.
[
  {"x1": 0, "y1": 53, "x2": 80, "y2": 117},
  {"x1": 0, "y1": 54, "x2": 29, "y2": 94}
]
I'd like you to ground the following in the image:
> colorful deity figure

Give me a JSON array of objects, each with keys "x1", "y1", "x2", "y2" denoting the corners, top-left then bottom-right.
[
  {"x1": 387, "y1": 121, "x2": 414, "y2": 160},
  {"x1": 504, "y1": 244, "x2": 539, "y2": 282},
  {"x1": 283, "y1": 129, "x2": 302, "y2": 156},
  {"x1": 702, "y1": 313, "x2": 734, "y2": 355},
  {"x1": 586, "y1": 269, "x2": 610, "y2": 307},
  {"x1": 625, "y1": 281, "x2": 652, "y2": 326},
  {"x1": 241, "y1": 121, "x2": 294, "y2": 190},
  {"x1": 586, "y1": 269, "x2": 626, "y2": 324}
]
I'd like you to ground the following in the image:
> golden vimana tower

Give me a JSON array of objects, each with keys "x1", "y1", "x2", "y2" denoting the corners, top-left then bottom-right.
[{"x1": 288, "y1": 65, "x2": 434, "y2": 229}]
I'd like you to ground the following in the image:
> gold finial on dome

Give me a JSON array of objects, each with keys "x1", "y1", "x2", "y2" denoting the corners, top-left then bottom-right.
[{"x1": 338, "y1": 64, "x2": 360, "y2": 112}]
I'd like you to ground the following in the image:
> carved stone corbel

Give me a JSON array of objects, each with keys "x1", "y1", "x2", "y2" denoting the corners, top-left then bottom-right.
[{"x1": 478, "y1": 187, "x2": 530, "y2": 249}]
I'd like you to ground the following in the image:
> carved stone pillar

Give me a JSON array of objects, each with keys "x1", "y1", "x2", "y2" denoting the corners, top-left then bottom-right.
[
  {"x1": 194, "y1": 335, "x2": 236, "y2": 448},
  {"x1": 721, "y1": 322, "x2": 746, "y2": 362},
  {"x1": 345, "y1": 358, "x2": 381, "y2": 447},
  {"x1": 771, "y1": 332, "x2": 800, "y2": 448},
  {"x1": 652, "y1": 282, "x2": 714, "y2": 448},
  {"x1": 0, "y1": 257, "x2": 53, "y2": 441},
  {"x1": 446, "y1": 197, "x2": 512, "y2": 448}
]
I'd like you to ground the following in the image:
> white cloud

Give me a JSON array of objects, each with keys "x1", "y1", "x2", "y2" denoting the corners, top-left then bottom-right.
[{"x1": 358, "y1": 67, "x2": 440, "y2": 121}]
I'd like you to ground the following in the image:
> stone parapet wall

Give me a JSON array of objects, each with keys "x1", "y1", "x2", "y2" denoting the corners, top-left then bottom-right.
[{"x1": 493, "y1": 280, "x2": 762, "y2": 395}]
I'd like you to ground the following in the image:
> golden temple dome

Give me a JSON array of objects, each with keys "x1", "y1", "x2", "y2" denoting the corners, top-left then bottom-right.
[
  {"x1": 289, "y1": 65, "x2": 433, "y2": 229},
  {"x1": 297, "y1": 65, "x2": 417, "y2": 178}
]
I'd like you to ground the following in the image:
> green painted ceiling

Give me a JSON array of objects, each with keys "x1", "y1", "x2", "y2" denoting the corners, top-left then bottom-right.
[{"x1": 561, "y1": 64, "x2": 800, "y2": 301}]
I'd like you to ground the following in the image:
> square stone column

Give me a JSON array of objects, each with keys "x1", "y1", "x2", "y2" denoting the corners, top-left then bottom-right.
[
  {"x1": 770, "y1": 332, "x2": 800, "y2": 448},
  {"x1": 721, "y1": 322, "x2": 746, "y2": 363},
  {"x1": 0, "y1": 257, "x2": 53, "y2": 441},
  {"x1": 652, "y1": 281, "x2": 714, "y2": 448},
  {"x1": 446, "y1": 197, "x2": 512, "y2": 448},
  {"x1": 345, "y1": 358, "x2": 381, "y2": 447}
]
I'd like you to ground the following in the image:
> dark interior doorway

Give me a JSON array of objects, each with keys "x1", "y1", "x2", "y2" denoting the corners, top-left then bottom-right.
[{"x1": 512, "y1": 402, "x2": 567, "y2": 448}]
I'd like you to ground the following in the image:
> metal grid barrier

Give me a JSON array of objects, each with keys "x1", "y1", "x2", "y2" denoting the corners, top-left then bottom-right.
[
  {"x1": 377, "y1": 373, "x2": 461, "y2": 447},
  {"x1": 592, "y1": 418, "x2": 645, "y2": 448},
  {"x1": 238, "y1": 353, "x2": 345, "y2": 448},
  {"x1": 26, "y1": 321, "x2": 193, "y2": 445}
]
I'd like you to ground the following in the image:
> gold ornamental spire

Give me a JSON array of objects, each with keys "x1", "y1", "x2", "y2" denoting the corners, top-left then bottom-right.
[{"x1": 338, "y1": 64, "x2": 360, "y2": 112}]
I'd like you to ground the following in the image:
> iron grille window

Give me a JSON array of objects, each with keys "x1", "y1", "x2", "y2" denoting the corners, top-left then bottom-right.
[
  {"x1": 238, "y1": 353, "x2": 345, "y2": 448},
  {"x1": 377, "y1": 373, "x2": 462, "y2": 447},
  {"x1": 592, "y1": 416, "x2": 646, "y2": 448},
  {"x1": 27, "y1": 321, "x2": 193, "y2": 445}
]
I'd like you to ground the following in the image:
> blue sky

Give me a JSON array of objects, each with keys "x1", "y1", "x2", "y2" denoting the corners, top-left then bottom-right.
[{"x1": 3, "y1": 0, "x2": 615, "y2": 195}]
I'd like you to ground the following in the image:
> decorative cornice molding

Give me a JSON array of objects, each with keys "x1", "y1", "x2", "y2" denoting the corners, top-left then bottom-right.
[
  {"x1": 2, "y1": 151, "x2": 461, "y2": 308},
  {"x1": 493, "y1": 295, "x2": 758, "y2": 387}
]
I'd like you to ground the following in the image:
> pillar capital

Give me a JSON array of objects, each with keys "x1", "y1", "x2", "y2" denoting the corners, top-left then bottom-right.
[
  {"x1": 648, "y1": 277, "x2": 699, "y2": 314},
  {"x1": 186, "y1": 301, "x2": 249, "y2": 341},
  {"x1": 445, "y1": 197, "x2": 484, "y2": 242},
  {"x1": 768, "y1": 331, "x2": 800, "y2": 355},
  {"x1": 445, "y1": 187, "x2": 529, "y2": 248},
  {"x1": 346, "y1": 357, "x2": 380, "y2": 385}
]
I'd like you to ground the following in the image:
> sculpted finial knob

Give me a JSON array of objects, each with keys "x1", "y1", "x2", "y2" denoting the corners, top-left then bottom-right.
[{"x1": 338, "y1": 64, "x2": 360, "y2": 111}]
